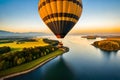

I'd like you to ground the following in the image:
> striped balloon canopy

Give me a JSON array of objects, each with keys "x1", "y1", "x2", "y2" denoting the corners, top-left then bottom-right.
[{"x1": 38, "y1": 0, "x2": 83, "y2": 38}]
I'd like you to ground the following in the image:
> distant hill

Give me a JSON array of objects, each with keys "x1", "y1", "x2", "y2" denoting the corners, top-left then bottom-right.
[
  {"x1": 0, "y1": 30, "x2": 48, "y2": 38},
  {"x1": 0, "y1": 30, "x2": 13, "y2": 34}
]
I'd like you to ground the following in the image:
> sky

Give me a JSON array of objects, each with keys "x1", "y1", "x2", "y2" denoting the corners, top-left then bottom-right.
[{"x1": 0, "y1": 0, "x2": 120, "y2": 33}]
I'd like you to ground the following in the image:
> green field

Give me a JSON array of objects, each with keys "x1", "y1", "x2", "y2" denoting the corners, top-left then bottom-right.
[
  {"x1": 0, "y1": 39, "x2": 48, "y2": 51},
  {"x1": 0, "y1": 49, "x2": 64, "y2": 78}
]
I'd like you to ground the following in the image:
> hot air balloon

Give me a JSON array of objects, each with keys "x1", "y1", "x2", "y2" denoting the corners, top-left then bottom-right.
[{"x1": 38, "y1": 0, "x2": 83, "y2": 38}]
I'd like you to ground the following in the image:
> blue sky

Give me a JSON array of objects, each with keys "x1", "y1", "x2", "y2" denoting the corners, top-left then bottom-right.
[{"x1": 0, "y1": 0, "x2": 120, "y2": 33}]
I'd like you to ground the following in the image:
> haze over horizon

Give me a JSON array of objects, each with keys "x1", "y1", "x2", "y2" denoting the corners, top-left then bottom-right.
[{"x1": 0, "y1": 0, "x2": 120, "y2": 34}]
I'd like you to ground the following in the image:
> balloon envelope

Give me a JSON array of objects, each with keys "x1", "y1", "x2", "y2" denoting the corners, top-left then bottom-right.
[{"x1": 38, "y1": 0, "x2": 83, "y2": 38}]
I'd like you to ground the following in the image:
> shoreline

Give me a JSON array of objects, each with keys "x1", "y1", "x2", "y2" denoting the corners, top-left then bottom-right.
[
  {"x1": 1, "y1": 57, "x2": 56, "y2": 80},
  {"x1": 0, "y1": 47, "x2": 68, "y2": 80}
]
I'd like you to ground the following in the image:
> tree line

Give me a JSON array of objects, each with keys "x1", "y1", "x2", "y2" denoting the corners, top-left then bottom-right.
[
  {"x1": 0, "y1": 46, "x2": 58, "y2": 71},
  {"x1": 43, "y1": 38, "x2": 59, "y2": 46},
  {"x1": 0, "y1": 46, "x2": 11, "y2": 54}
]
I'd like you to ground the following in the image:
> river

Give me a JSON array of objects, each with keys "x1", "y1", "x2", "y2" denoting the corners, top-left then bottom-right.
[{"x1": 8, "y1": 35, "x2": 120, "y2": 80}]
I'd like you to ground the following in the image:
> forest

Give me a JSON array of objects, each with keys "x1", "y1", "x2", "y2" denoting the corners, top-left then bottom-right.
[{"x1": 0, "y1": 45, "x2": 58, "y2": 71}]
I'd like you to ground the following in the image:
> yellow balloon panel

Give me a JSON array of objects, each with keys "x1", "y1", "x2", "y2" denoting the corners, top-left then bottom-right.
[
  {"x1": 45, "y1": 17, "x2": 77, "y2": 24},
  {"x1": 45, "y1": 3, "x2": 55, "y2": 23},
  {"x1": 50, "y1": 1, "x2": 57, "y2": 22}
]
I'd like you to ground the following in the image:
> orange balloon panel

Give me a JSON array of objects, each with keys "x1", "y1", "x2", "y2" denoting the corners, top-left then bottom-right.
[{"x1": 38, "y1": 0, "x2": 83, "y2": 38}]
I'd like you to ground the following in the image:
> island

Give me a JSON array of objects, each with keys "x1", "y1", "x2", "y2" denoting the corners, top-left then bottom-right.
[
  {"x1": 81, "y1": 35, "x2": 97, "y2": 39},
  {"x1": 0, "y1": 38, "x2": 69, "y2": 79},
  {"x1": 92, "y1": 38, "x2": 120, "y2": 51},
  {"x1": 81, "y1": 34, "x2": 120, "y2": 39}
]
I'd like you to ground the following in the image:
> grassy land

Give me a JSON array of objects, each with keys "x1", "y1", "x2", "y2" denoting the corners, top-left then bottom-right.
[
  {"x1": 10, "y1": 48, "x2": 22, "y2": 52},
  {"x1": 0, "y1": 49, "x2": 64, "y2": 78},
  {"x1": 0, "y1": 39, "x2": 48, "y2": 52}
]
